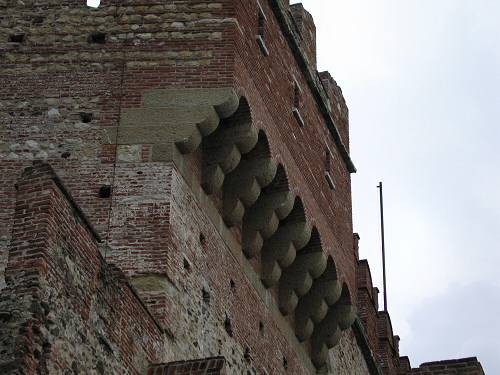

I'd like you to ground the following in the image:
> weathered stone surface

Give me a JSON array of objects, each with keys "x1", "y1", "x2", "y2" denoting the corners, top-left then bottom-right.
[{"x1": 328, "y1": 330, "x2": 372, "y2": 375}]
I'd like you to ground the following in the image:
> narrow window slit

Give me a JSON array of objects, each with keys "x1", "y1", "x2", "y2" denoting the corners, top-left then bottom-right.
[
  {"x1": 324, "y1": 146, "x2": 336, "y2": 190},
  {"x1": 283, "y1": 357, "x2": 288, "y2": 369},
  {"x1": 244, "y1": 347, "x2": 252, "y2": 362},
  {"x1": 199, "y1": 233, "x2": 208, "y2": 250},
  {"x1": 224, "y1": 314, "x2": 233, "y2": 337},
  {"x1": 292, "y1": 78, "x2": 304, "y2": 127},
  {"x1": 183, "y1": 256, "x2": 192, "y2": 271},
  {"x1": 202, "y1": 288, "x2": 211, "y2": 305}
]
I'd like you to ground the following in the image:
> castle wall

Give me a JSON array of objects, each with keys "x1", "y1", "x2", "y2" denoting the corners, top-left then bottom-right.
[
  {"x1": 1, "y1": 0, "x2": 356, "y2": 316},
  {"x1": 0, "y1": 1, "x2": 484, "y2": 374},
  {"x1": 0, "y1": 0, "x2": 237, "y2": 284},
  {"x1": 0, "y1": 163, "x2": 163, "y2": 374},
  {"x1": 0, "y1": 161, "x2": 372, "y2": 374},
  {"x1": 232, "y1": 0, "x2": 356, "y2": 297},
  {"x1": 404, "y1": 357, "x2": 485, "y2": 375},
  {"x1": 357, "y1": 260, "x2": 379, "y2": 352},
  {"x1": 329, "y1": 330, "x2": 371, "y2": 375},
  {"x1": 0, "y1": 0, "x2": 375, "y2": 372}
]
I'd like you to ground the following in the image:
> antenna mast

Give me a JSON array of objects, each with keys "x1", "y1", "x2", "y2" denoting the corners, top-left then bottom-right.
[{"x1": 377, "y1": 182, "x2": 388, "y2": 312}]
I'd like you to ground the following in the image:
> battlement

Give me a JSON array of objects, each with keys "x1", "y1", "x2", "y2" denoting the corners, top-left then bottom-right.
[
  {"x1": 353, "y1": 236, "x2": 411, "y2": 375},
  {"x1": 405, "y1": 357, "x2": 485, "y2": 375},
  {"x1": 356, "y1": 257, "x2": 403, "y2": 375},
  {"x1": 354, "y1": 248, "x2": 485, "y2": 375},
  {"x1": 290, "y1": 3, "x2": 317, "y2": 68}
]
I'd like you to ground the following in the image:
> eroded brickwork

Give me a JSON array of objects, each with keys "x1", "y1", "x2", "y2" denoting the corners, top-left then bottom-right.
[{"x1": 0, "y1": 163, "x2": 163, "y2": 374}]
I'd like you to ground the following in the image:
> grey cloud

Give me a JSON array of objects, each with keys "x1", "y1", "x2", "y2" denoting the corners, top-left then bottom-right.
[{"x1": 404, "y1": 282, "x2": 500, "y2": 374}]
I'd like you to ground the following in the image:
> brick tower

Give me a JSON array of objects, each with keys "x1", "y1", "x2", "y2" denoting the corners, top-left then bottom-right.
[{"x1": 0, "y1": 1, "x2": 485, "y2": 374}]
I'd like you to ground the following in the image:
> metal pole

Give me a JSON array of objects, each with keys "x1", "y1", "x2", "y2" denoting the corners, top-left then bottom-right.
[{"x1": 377, "y1": 182, "x2": 388, "y2": 312}]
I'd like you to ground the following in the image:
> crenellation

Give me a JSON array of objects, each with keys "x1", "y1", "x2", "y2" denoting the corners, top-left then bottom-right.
[{"x1": 290, "y1": 3, "x2": 317, "y2": 68}]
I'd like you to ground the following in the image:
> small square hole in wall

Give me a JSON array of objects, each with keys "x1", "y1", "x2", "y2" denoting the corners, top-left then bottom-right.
[
  {"x1": 183, "y1": 256, "x2": 192, "y2": 271},
  {"x1": 88, "y1": 32, "x2": 106, "y2": 44},
  {"x1": 79, "y1": 112, "x2": 93, "y2": 123},
  {"x1": 32, "y1": 16, "x2": 44, "y2": 25},
  {"x1": 199, "y1": 233, "x2": 208, "y2": 250},
  {"x1": 98, "y1": 185, "x2": 112, "y2": 198},
  {"x1": 9, "y1": 34, "x2": 25, "y2": 43}
]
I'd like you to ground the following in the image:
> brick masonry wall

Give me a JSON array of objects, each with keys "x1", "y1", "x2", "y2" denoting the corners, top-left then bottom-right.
[
  {"x1": 0, "y1": 161, "x2": 369, "y2": 375},
  {"x1": 155, "y1": 166, "x2": 313, "y2": 373},
  {"x1": 0, "y1": 0, "x2": 356, "y2": 291},
  {"x1": 289, "y1": 3, "x2": 317, "y2": 69},
  {"x1": 329, "y1": 330, "x2": 371, "y2": 375},
  {"x1": 404, "y1": 357, "x2": 485, "y2": 375},
  {"x1": 0, "y1": 0, "x2": 385, "y2": 373},
  {"x1": 1, "y1": 1, "x2": 482, "y2": 375},
  {"x1": 319, "y1": 71, "x2": 350, "y2": 151},
  {"x1": 357, "y1": 260, "x2": 379, "y2": 353},
  {"x1": 0, "y1": 0, "x2": 237, "y2": 284},
  {"x1": 0, "y1": 162, "x2": 163, "y2": 374},
  {"x1": 376, "y1": 311, "x2": 400, "y2": 374},
  {"x1": 355, "y1": 236, "x2": 407, "y2": 375},
  {"x1": 0, "y1": 0, "x2": 355, "y2": 302},
  {"x1": 232, "y1": 0, "x2": 356, "y2": 297}
]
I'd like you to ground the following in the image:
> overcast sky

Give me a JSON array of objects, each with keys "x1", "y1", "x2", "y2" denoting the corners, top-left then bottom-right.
[{"x1": 290, "y1": 0, "x2": 500, "y2": 373}]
